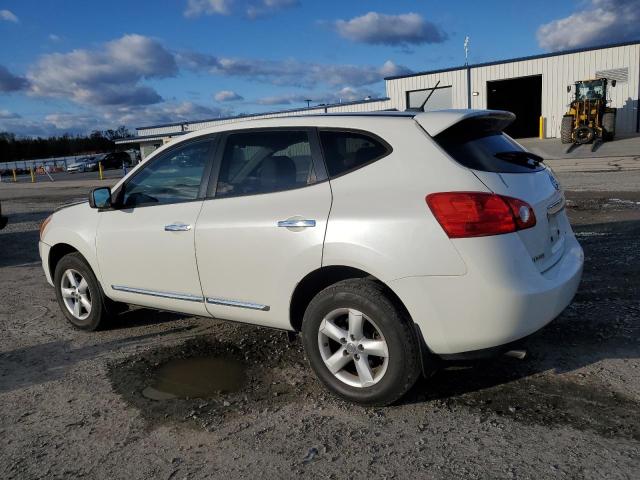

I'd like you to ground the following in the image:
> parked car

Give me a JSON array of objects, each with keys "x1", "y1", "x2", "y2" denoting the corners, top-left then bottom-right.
[
  {"x1": 67, "y1": 157, "x2": 94, "y2": 173},
  {"x1": 38, "y1": 110, "x2": 583, "y2": 405},
  {"x1": 0, "y1": 200, "x2": 7, "y2": 229},
  {"x1": 100, "y1": 151, "x2": 132, "y2": 170}
]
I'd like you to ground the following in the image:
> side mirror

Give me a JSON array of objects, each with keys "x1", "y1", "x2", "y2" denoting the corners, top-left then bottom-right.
[
  {"x1": 611, "y1": 79, "x2": 617, "y2": 87},
  {"x1": 566, "y1": 85, "x2": 571, "y2": 93},
  {"x1": 89, "y1": 187, "x2": 112, "y2": 209}
]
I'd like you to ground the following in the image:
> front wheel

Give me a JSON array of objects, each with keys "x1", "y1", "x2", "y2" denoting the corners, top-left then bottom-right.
[
  {"x1": 54, "y1": 252, "x2": 112, "y2": 331},
  {"x1": 301, "y1": 279, "x2": 423, "y2": 406}
]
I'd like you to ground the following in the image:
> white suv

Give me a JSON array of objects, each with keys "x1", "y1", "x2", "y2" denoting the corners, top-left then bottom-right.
[{"x1": 39, "y1": 110, "x2": 583, "y2": 405}]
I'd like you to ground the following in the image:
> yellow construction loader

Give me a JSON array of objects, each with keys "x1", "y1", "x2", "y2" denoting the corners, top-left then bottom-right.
[{"x1": 561, "y1": 78, "x2": 617, "y2": 148}]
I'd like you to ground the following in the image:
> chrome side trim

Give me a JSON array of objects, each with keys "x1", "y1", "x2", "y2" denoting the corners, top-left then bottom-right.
[
  {"x1": 111, "y1": 285, "x2": 203, "y2": 303},
  {"x1": 206, "y1": 297, "x2": 270, "y2": 311}
]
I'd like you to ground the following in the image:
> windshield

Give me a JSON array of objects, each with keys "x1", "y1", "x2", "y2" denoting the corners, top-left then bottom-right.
[{"x1": 576, "y1": 82, "x2": 604, "y2": 101}]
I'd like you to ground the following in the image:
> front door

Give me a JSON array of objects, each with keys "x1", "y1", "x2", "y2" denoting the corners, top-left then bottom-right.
[
  {"x1": 97, "y1": 138, "x2": 215, "y2": 316},
  {"x1": 195, "y1": 128, "x2": 332, "y2": 329}
]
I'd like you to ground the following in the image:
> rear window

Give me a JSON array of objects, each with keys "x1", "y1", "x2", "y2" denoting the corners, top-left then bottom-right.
[
  {"x1": 319, "y1": 130, "x2": 391, "y2": 178},
  {"x1": 435, "y1": 118, "x2": 544, "y2": 173}
]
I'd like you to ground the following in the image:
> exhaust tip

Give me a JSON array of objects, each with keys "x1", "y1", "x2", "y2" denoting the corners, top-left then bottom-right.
[{"x1": 504, "y1": 349, "x2": 527, "y2": 360}]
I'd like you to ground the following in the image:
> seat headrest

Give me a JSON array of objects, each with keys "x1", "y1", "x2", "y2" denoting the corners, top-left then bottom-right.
[{"x1": 259, "y1": 155, "x2": 297, "y2": 191}]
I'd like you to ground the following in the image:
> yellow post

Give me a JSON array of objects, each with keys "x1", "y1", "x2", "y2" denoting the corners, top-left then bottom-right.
[
  {"x1": 98, "y1": 161, "x2": 103, "y2": 180},
  {"x1": 539, "y1": 116, "x2": 545, "y2": 139},
  {"x1": 12, "y1": 169, "x2": 17, "y2": 182},
  {"x1": 30, "y1": 166, "x2": 35, "y2": 183}
]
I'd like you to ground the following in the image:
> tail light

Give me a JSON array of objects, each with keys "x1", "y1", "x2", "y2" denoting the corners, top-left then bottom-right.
[{"x1": 426, "y1": 192, "x2": 536, "y2": 238}]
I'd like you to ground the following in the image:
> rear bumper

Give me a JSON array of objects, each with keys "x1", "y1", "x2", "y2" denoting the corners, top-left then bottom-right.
[
  {"x1": 39, "y1": 241, "x2": 53, "y2": 286},
  {"x1": 390, "y1": 233, "x2": 584, "y2": 355}
]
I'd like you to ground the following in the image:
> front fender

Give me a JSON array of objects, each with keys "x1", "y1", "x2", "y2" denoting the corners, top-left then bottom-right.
[{"x1": 41, "y1": 203, "x2": 101, "y2": 282}]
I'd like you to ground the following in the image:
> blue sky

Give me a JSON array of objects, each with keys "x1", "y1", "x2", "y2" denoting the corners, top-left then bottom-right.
[{"x1": 0, "y1": 0, "x2": 638, "y2": 136}]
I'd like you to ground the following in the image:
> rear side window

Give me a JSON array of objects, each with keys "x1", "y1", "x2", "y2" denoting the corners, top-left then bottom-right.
[
  {"x1": 435, "y1": 118, "x2": 544, "y2": 173},
  {"x1": 319, "y1": 130, "x2": 391, "y2": 178},
  {"x1": 216, "y1": 130, "x2": 316, "y2": 198}
]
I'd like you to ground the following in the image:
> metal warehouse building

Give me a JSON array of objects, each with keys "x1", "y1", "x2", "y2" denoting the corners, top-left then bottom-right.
[{"x1": 118, "y1": 40, "x2": 640, "y2": 156}]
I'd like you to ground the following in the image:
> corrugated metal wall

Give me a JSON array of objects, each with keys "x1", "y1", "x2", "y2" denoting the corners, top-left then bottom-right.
[
  {"x1": 385, "y1": 69, "x2": 468, "y2": 112},
  {"x1": 386, "y1": 43, "x2": 640, "y2": 138}
]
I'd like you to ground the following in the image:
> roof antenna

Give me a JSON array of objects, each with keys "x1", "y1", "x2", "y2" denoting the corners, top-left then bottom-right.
[
  {"x1": 418, "y1": 80, "x2": 441, "y2": 111},
  {"x1": 464, "y1": 36, "x2": 470, "y2": 66}
]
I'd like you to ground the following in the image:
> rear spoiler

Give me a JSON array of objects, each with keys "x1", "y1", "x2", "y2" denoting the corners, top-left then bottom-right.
[{"x1": 414, "y1": 109, "x2": 515, "y2": 137}]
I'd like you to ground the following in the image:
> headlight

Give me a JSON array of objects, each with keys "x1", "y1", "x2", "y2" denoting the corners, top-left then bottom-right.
[{"x1": 40, "y1": 214, "x2": 52, "y2": 241}]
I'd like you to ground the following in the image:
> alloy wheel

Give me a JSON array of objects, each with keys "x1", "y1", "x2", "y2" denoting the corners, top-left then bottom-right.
[
  {"x1": 60, "y1": 269, "x2": 92, "y2": 320},
  {"x1": 317, "y1": 308, "x2": 389, "y2": 388}
]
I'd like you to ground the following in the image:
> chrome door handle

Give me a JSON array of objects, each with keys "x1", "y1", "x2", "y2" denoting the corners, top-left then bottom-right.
[
  {"x1": 164, "y1": 223, "x2": 192, "y2": 232},
  {"x1": 277, "y1": 219, "x2": 316, "y2": 228}
]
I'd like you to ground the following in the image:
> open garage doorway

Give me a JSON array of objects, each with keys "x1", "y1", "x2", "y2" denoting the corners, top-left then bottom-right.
[{"x1": 487, "y1": 75, "x2": 542, "y2": 138}]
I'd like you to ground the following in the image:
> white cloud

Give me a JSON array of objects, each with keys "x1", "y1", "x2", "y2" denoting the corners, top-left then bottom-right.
[
  {"x1": 334, "y1": 12, "x2": 447, "y2": 46},
  {"x1": 179, "y1": 51, "x2": 412, "y2": 87},
  {"x1": 104, "y1": 101, "x2": 230, "y2": 127},
  {"x1": 255, "y1": 86, "x2": 381, "y2": 106},
  {"x1": 246, "y1": 0, "x2": 299, "y2": 19},
  {"x1": 537, "y1": 0, "x2": 640, "y2": 51},
  {"x1": 256, "y1": 93, "x2": 310, "y2": 105},
  {"x1": 0, "y1": 109, "x2": 20, "y2": 119},
  {"x1": 27, "y1": 34, "x2": 177, "y2": 106},
  {"x1": 214, "y1": 90, "x2": 244, "y2": 101},
  {"x1": 184, "y1": 0, "x2": 232, "y2": 17},
  {"x1": 0, "y1": 9, "x2": 18, "y2": 23},
  {"x1": 48, "y1": 34, "x2": 61, "y2": 42},
  {"x1": 0, "y1": 65, "x2": 29, "y2": 92}
]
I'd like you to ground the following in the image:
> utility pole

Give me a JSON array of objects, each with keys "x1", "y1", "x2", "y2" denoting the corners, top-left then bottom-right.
[
  {"x1": 305, "y1": 99, "x2": 312, "y2": 108},
  {"x1": 464, "y1": 36, "x2": 470, "y2": 66}
]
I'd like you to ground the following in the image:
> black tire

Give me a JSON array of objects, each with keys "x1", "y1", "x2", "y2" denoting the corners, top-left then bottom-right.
[
  {"x1": 54, "y1": 252, "x2": 112, "y2": 331},
  {"x1": 301, "y1": 279, "x2": 422, "y2": 406},
  {"x1": 602, "y1": 112, "x2": 616, "y2": 141},
  {"x1": 561, "y1": 115, "x2": 574, "y2": 144},
  {"x1": 574, "y1": 126, "x2": 595, "y2": 144}
]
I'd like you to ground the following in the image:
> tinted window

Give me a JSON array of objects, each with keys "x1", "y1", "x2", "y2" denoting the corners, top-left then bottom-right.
[
  {"x1": 123, "y1": 141, "x2": 211, "y2": 207},
  {"x1": 435, "y1": 117, "x2": 544, "y2": 173},
  {"x1": 319, "y1": 130, "x2": 390, "y2": 178},
  {"x1": 216, "y1": 130, "x2": 315, "y2": 198}
]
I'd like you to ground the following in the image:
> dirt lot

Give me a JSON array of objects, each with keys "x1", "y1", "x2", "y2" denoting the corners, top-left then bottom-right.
[{"x1": 1, "y1": 172, "x2": 639, "y2": 479}]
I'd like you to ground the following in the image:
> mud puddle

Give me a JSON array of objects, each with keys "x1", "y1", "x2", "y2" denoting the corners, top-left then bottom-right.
[
  {"x1": 142, "y1": 356, "x2": 246, "y2": 401},
  {"x1": 107, "y1": 334, "x2": 318, "y2": 429}
]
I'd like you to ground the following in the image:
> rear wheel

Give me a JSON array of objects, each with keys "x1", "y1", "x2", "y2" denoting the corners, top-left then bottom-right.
[
  {"x1": 561, "y1": 115, "x2": 574, "y2": 144},
  {"x1": 301, "y1": 279, "x2": 422, "y2": 406},
  {"x1": 54, "y1": 252, "x2": 112, "y2": 331},
  {"x1": 602, "y1": 112, "x2": 616, "y2": 141}
]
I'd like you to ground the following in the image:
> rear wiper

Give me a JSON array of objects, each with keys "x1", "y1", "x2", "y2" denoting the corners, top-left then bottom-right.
[{"x1": 494, "y1": 150, "x2": 544, "y2": 168}]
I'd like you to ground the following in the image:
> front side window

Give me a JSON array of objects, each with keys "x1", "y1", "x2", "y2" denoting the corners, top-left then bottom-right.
[
  {"x1": 123, "y1": 140, "x2": 211, "y2": 207},
  {"x1": 216, "y1": 130, "x2": 315, "y2": 198},
  {"x1": 319, "y1": 130, "x2": 390, "y2": 178}
]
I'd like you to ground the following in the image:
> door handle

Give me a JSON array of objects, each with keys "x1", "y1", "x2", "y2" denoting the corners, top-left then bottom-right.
[
  {"x1": 164, "y1": 223, "x2": 192, "y2": 232},
  {"x1": 277, "y1": 219, "x2": 316, "y2": 228}
]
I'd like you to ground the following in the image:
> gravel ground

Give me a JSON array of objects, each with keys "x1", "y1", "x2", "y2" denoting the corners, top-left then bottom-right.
[{"x1": 0, "y1": 172, "x2": 639, "y2": 479}]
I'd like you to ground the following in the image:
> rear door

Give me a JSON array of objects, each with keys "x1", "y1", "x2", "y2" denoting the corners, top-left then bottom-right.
[
  {"x1": 194, "y1": 128, "x2": 332, "y2": 329},
  {"x1": 432, "y1": 115, "x2": 568, "y2": 272}
]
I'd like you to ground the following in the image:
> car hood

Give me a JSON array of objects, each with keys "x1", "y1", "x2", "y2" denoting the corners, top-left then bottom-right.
[{"x1": 54, "y1": 199, "x2": 88, "y2": 213}]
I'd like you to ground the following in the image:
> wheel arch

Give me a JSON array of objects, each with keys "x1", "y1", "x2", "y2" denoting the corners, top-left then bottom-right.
[
  {"x1": 48, "y1": 242, "x2": 98, "y2": 285},
  {"x1": 289, "y1": 265, "x2": 412, "y2": 332},
  {"x1": 290, "y1": 265, "x2": 434, "y2": 378},
  {"x1": 48, "y1": 243, "x2": 80, "y2": 279}
]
